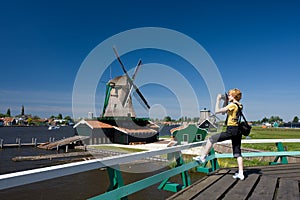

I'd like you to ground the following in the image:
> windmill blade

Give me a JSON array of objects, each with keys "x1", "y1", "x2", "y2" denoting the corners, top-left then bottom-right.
[
  {"x1": 132, "y1": 59, "x2": 142, "y2": 81},
  {"x1": 124, "y1": 59, "x2": 142, "y2": 106},
  {"x1": 132, "y1": 90, "x2": 149, "y2": 110},
  {"x1": 132, "y1": 84, "x2": 150, "y2": 109},
  {"x1": 129, "y1": 59, "x2": 150, "y2": 109},
  {"x1": 209, "y1": 113, "x2": 221, "y2": 121},
  {"x1": 113, "y1": 46, "x2": 135, "y2": 106},
  {"x1": 113, "y1": 46, "x2": 130, "y2": 77},
  {"x1": 113, "y1": 47, "x2": 150, "y2": 110}
]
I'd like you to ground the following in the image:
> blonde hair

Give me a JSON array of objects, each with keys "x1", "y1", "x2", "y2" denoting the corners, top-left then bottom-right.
[{"x1": 228, "y1": 88, "x2": 242, "y2": 101}]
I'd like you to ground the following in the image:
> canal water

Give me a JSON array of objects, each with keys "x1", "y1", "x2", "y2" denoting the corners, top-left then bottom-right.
[{"x1": 0, "y1": 126, "x2": 205, "y2": 199}]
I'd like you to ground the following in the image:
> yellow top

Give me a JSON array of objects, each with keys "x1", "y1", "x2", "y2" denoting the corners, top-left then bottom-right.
[{"x1": 226, "y1": 102, "x2": 242, "y2": 126}]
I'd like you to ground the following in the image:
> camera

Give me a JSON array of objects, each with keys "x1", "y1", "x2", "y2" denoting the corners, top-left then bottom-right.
[
  {"x1": 221, "y1": 93, "x2": 228, "y2": 101},
  {"x1": 221, "y1": 92, "x2": 228, "y2": 108}
]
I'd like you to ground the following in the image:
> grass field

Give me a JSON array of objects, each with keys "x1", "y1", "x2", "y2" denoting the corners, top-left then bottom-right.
[
  {"x1": 216, "y1": 126, "x2": 300, "y2": 167},
  {"x1": 242, "y1": 126, "x2": 300, "y2": 151}
]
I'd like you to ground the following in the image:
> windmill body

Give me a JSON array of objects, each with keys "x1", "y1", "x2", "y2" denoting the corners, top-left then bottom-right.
[{"x1": 103, "y1": 75, "x2": 136, "y2": 118}]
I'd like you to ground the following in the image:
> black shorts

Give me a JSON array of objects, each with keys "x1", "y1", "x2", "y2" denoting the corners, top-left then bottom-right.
[{"x1": 209, "y1": 126, "x2": 242, "y2": 158}]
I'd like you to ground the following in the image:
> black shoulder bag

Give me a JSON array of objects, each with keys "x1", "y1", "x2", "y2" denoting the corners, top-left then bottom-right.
[{"x1": 234, "y1": 103, "x2": 252, "y2": 136}]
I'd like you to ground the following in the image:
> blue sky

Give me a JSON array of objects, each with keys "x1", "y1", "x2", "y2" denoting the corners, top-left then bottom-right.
[{"x1": 0, "y1": 0, "x2": 299, "y2": 121}]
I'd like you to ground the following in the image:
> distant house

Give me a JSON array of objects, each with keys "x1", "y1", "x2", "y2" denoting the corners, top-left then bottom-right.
[
  {"x1": 74, "y1": 119, "x2": 159, "y2": 145},
  {"x1": 198, "y1": 119, "x2": 217, "y2": 130},
  {"x1": 3, "y1": 117, "x2": 17, "y2": 126},
  {"x1": 0, "y1": 119, "x2": 4, "y2": 127},
  {"x1": 170, "y1": 123, "x2": 207, "y2": 145},
  {"x1": 198, "y1": 108, "x2": 217, "y2": 131}
]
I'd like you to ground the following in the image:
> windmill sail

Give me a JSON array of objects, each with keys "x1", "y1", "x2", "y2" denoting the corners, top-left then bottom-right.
[
  {"x1": 102, "y1": 47, "x2": 150, "y2": 118},
  {"x1": 113, "y1": 47, "x2": 150, "y2": 109},
  {"x1": 124, "y1": 59, "x2": 142, "y2": 107}
]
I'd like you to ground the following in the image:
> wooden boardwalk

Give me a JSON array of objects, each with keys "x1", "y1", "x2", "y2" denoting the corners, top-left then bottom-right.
[
  {"x1": 167, "y1": 163, "x2": 300, "y2": 200},
  {"x1": 37, "y1": 135, "x2": 89, "y2": 150}
]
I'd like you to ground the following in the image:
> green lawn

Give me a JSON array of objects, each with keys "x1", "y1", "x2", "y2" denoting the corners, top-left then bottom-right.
[
  {"x1": 212, "y1": 126, "x2": 300, "y2": 167},
  {"x1": 242, "y1": 126, "x2": 300, "y2": 151}
]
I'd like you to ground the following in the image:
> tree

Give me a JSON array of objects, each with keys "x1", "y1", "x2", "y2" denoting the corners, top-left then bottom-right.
[
  {"x1": 57, "y1": 113, "x2": 63, "y2": 119},
  {"x1": 261, "y1": 117, "x2": 268, "y2": 123},
  {"x1": 21, "y1": 105, "x2": 24, "y2": 116},
  {"x1": 64, "y1": 116, "x2": 72, "y2": 120},
  {"x1": 292, "y1": 116, "x2": 299, "y2": 123},
  {"x1": 193, "y1": 117, "x2": 200, "y2": 123},
  {"x1": 269, "y1": 116, "x2": 283, "y2": 123},
  {"x1": 163, "y1": 116, "x2": 172, "y2": 122},
  {"x1": 6, "y1": 108, "x2": 11, "y2": 117}
]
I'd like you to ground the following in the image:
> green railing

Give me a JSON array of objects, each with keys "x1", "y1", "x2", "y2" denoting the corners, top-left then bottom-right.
[{"x1": 1, "y1": 139, "x2": 300, "y2": 200}]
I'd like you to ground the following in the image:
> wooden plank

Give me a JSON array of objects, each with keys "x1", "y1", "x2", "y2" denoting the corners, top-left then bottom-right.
[
  {"x1": 167, "y1": 170, "x2": 229, "y2": 200},
  {"x1": 247, "y1": 163, "x2": 300, "y2": 175},
  {"x1": 12, "y1": 151, "x2": 92, "y2": 161},
  {"x1": 249, "y1": 176, "x2": 277, "y2": 200},
  {"x1": 257, "y1": 163, "x2": 300, "y2": 180},
  {"x1": 222, "y1": 174, "x2": 260, "y2": 200},
  {"x1": 262, "y1": 169, "x2": 300, "y2": 177},
  {"x1": 276, "y1": 179, "x2": 300, "y2": 200},
  {"x1": 193, "y1": 170, "x2": 237, "y2": 200},
  {"x1": 169, "y1": 163, "x2": 300, "y2": 200},
  {"x1": 258, "y1": 163, "x2": 300, "y2": 171}
]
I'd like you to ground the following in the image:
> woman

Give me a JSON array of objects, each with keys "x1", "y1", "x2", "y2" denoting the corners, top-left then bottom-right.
[{"x1": 193, "y1": 88, "x2": 245, "y2": 180}]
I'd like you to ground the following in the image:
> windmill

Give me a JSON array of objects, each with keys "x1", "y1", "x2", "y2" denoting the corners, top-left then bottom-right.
[
  {"x1": 75, "y1": 47, "x2": 159, "y2": 145},
  {"x1": 101, "y1": 47, "x2": 150, "y2": 118}
]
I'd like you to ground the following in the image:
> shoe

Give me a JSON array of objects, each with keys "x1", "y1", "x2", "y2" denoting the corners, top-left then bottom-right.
[
  {"x1": 193, "y1": 155, "x2": 206, "y2": 163},
  {"x1": 233, "y1": 173, "x2": 245, "y2": 180}
]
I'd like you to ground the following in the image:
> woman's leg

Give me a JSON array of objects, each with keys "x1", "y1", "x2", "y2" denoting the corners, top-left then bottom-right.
[
  {"x1": 237, "y1": 156, "x2": 243, "y2": 173},
  {"x1": 194, "y1": 130, "x2": 232, "y2": 162},
  {"x1": 202, "y1": 139, "x2": 213, "y2": 156},
  {"x1": 232, "y1": 133, "x2": 244, "y2": 180}
]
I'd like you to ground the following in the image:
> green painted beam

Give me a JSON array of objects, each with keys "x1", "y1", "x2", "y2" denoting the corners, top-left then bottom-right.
[
  {"x1": 158, "y1": 153, "x2": 191, "y2": 192},
  {"x1": 269, "y1": 142, "x2": 288, "y2": 165},
  {"x1": 88, "y1": 161, "x2": 200, "y2": 200}
]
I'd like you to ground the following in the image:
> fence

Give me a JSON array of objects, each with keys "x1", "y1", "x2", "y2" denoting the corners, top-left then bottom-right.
[{"x1": 1, "y1": 139, "x2": 300, "y2": 199}]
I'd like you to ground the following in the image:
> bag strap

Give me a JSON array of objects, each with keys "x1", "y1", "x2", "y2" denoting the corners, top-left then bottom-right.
[{"x1": 234, "y1": 103, "x2": 248, "y2": 124}]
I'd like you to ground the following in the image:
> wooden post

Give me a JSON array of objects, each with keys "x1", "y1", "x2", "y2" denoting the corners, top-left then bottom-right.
[
  {"x1": 34, "y1": 138, "x2": 37, "y2": 147},
  {"x1": 56, "y1": 145, "x2": 59, "y2": 152},
  {"x1": 65, "y1": 145, "x2": 68, "y2": 153},
  {"x1": 0, "y1": 139, "x2": 3, "y2": 149}
]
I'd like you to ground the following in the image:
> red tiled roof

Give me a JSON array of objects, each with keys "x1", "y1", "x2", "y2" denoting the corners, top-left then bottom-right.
[
  {"x1": 170, "y1": 124, "x2": 188, "y2": 134},
  {"x1": 86, "y1": 120, "x2": 114, "y2": 129}
]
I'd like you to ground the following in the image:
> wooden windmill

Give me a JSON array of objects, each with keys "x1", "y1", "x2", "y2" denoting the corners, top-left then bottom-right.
[{"x1": 101, "y1": 47, "x2": 150, "y2": 118}]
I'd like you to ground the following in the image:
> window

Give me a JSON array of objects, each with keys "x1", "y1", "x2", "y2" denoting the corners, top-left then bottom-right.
[
  {"x1": 196, "y1": 134, "x2": 202, "y2": 141},
  {"x1": 183, "y1": 134, "x2": 188, "y2": 142}
]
